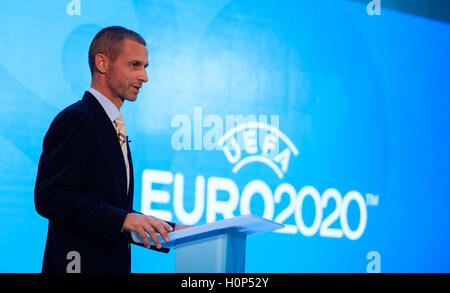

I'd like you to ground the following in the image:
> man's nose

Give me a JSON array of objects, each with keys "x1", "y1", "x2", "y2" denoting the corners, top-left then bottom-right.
[{"x1": 140, "y1": 68, "x2": 149, "y2": 83}]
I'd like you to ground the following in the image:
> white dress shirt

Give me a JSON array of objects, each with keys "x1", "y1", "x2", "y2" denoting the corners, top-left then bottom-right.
[{"x1": 88, "y1": 87, "x2": 122, "y2": 126}]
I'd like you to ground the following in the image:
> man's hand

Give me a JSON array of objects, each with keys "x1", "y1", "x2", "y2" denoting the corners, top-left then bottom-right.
[{"x1": 122, "y1": 213, "x2": 173, "y2": 249}]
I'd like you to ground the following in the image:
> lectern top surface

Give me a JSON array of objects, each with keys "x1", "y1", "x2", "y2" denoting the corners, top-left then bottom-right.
[{"x1": 131, "y1": 214, "x2": 284, "y2": 248}]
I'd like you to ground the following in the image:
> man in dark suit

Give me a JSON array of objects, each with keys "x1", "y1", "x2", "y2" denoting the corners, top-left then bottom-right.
[{"x1": 34, "y1": 26, "x2": 189, "y2": 273}]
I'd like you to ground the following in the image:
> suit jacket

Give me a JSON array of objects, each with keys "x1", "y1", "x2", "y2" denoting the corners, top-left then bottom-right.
[{"x1": 34, "y1": 91, "x2": 172, "y2": 273}]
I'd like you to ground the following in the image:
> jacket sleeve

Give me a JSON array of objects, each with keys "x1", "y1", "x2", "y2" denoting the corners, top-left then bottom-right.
[{"x1": 34, "y1": 109, "x2": 129, "y2": 244}]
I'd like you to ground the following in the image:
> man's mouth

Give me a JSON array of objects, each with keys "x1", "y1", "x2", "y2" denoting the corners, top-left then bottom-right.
[{"x1": 131, "y1": 85, "x2": 141, "y2": 93}]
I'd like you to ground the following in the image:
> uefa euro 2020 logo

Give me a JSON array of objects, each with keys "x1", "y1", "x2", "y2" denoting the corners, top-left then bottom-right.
[{"x1": 141, "y1": 107, "x2": 377, "y2": 241}]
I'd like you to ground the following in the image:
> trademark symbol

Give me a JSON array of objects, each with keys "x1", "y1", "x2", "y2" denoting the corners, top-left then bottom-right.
[{"x1": 365, "y1": 193, "x2": 379, "y2": 206}]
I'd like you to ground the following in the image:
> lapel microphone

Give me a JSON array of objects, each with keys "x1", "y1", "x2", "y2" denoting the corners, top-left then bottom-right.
[{"x1": 118, "y1": 133, "x2": 131, "y2": 143}]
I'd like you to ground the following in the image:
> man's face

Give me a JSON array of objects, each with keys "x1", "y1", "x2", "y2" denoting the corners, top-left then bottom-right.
[{"x1": 105, "y1": 39, "x2": 149, "y2": 103}]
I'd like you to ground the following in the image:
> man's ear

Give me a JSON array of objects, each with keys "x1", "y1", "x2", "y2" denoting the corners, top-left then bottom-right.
[{"x1": 95, "y1": 53, "x2": 109, "y2": 74}]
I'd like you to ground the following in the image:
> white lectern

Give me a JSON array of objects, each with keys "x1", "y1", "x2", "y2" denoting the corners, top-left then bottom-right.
[{"x1": 131, "y1": 215, "x2": 284, "y2": 273}]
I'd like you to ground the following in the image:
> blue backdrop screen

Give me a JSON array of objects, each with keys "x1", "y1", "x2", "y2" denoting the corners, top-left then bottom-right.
[{"x1": 0, "y1": 0, "x2": 449, "y2": 272}]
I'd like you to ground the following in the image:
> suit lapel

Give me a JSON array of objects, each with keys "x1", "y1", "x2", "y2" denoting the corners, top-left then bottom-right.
[
  {"x1": 126, "y1": 140, "x2": 134, "y2": 210},
  {"x1": 82, "y1": 92, "x2": 128, "y2": 203}
]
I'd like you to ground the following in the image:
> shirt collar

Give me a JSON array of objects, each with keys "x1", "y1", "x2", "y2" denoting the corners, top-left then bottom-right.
[{"x1": 88, "y1": 87, "x2": 121, "y2": 123}]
